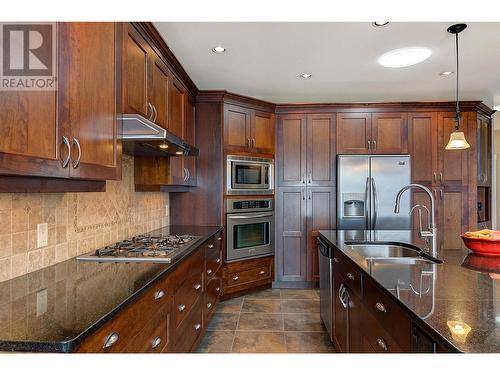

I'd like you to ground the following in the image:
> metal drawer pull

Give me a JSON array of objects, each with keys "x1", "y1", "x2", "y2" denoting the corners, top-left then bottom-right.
[
  {"x1": 259, "y1": 270, "x2": 266, "y2": 275},
  {"x1": 333, "y1": 257, "x2": 339, "y2": 263},
  {"x1": 103, "y1": 332, "x2": 119, "y2": 349},
  {"x1": 216, "y1": 287, "x2": 221, "y2": 292},
  {"x1": 178, "y1": 304, "x2": 186, "y2": 312},
  {"x1": 151, "y1": 337, "x2": 162, "y2": 349},
  {"x1": 216, "y1": 258, "x2": 221, "y2": 263},
  {"x1": 208, "y1": 244, "x2": 214, "y2": 249},
  {"x1": 217, "y1": 237, "x2": 222, "y2": 241},
  {"x1": 207, "y1": 269, "x2": 213, "y2": 275},
  {"x1": 232, "y1": 276, "x2": 239, "y2": 281},
  {"x1": 207, "y1": 303, "x2": 212, "y2": 309},
  {"x1": 375, "y1": 302, "x2": 387, "y2": 313},
  {"x1": 72, "y1": 138, "x2": 81, "y2": 169},
  {"x1": 376, "y1": 338, "x2": 388, "y2": 351},
  {"x1": 347, "y1": 272, "x2": 355, "y2": 280},
  {"x1": 61, "y1": 136, "x2": 71, "y2": 168},
  {"x1": 154, "y1": 290, "x2": 165, "y2": 300},
  {"x1": 194, "y1": 284, "x2": 201, "y2": 290},
  {"x1": 194, "y1": 323, "x2": 201, "y2": 331}
]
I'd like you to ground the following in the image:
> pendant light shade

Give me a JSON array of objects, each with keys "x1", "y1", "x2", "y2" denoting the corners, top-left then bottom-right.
[{"x1": 445, "y1": 23, "x2": 470, "y2": 151}]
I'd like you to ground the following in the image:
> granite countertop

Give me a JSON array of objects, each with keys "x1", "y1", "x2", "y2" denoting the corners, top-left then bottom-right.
[
  {"x1": 318, "y1": 230, "x2": 500, "y2": 353},
  {"x1": 0, "y1": 225, "x2": 222, "y2": 353}
]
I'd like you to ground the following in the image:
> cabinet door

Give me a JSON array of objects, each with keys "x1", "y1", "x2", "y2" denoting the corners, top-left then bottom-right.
[
  {"x1": 408, "y1": 112, "x2": 438, "y2": 185},
  {"x1": 306, "y1": 187, "x2": 336, "y2": 282},
  {"x1": 371, "y1": 112, "x2": 408, "y2": 154},
  {"x1": 437, "y1": 112, "x2": 469, "y2": 186},
  {"x1": 169, "y1": 75, "x2": 185, "y2": 139},
  {"x1": 333, "y1": 273, "x2": 348, "y2": 353},
  {"x1": 251, "y1": 111, "x2": 275, "y2": 155},
  {"x1": 150, "y1": 54, "x2": 169, "y2": 130},
  {"x1": 307, "y1": 114, "x2": 336, "y2": 187},
  {"x1": 277, "y1": 114, "x2": 307, "y2": 186},
  {"x1": 122, "y1": 23, "x2": 149, "y2": 117},
  {"x1": 184, "y1": 94, "x2": 197, "y2": 186},
  {"x1": 224, "y1": 104, "x2": 251, "y2": 153},
  {"x1": 276, "y1": 187, "x2": 307, "y2": 282},
  {"x1": 477, "y1": 115, "x2": 491, "y2": 186},
  {"x1": 59, "y1": 22, "x2": 120, "y2": 180},
  {"x1": 436, "y1": 186, "x2": 469, "y2": 250},
  {"x1": 336, "y1": 113, "x2": 371, "y2": 154}
]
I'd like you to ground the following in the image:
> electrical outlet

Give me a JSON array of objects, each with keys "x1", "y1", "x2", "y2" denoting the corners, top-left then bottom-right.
[
  {"x1": 37, "y1": 223, "x2": 48, "y2": 248},
  {"x1": 36, "y1": 289, "x2": 48, "y2": 317},
  {"x1": 165, "y1": 204, "x2": 169, "y2": 217}
]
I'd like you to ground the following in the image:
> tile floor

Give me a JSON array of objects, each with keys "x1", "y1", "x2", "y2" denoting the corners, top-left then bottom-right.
[{"x1": 196, "y1": 288, "x2": 335, "y2": 353}]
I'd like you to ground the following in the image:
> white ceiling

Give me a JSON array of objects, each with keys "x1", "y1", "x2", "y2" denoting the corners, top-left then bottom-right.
[{"x1": 154, "y1": 22, "x2": 500, "y2": 106}]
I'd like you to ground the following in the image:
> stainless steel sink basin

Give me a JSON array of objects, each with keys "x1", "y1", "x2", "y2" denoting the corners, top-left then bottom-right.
[{"x1": 344, "y1": 241, "x2": 442, "y2": 264}]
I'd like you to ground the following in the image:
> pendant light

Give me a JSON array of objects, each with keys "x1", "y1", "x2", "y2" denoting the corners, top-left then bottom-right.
[{"x1": 445, "y1": 23, "x2": 470, "y2": 150}]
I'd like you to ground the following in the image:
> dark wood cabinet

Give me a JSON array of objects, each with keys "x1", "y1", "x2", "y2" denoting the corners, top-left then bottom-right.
[
  {"x1": 168, "y1": 75, "x2": 186, "y2": 139},
  {"x1": 183, "y1": 94, "x2": 197, "y2": 186},
  {"x1": 277, "y1": 114, "x2": 307, "y2": 186},
  {"x1": 477, "y1": 114, "x2": 492, "y2": 187},
  {"x1": 333, "y1": 271, "x2": 348, "y2": 352},
  {"x1": 149, "y1": 53, "x2": 170, "y2": 130},
  {"x1": 336, "y1": 112, "x2": 371, "y2": 154},
  {"x1": 408, "y1": 112, "x2": 438, "y2": 185},
  {"x1": 253, "y1": 111, "x2": 276, "y2": 154},
  {"x1": 307, "y1": 114, "x2": 336, "y2": 187},
  {"x1": 222, "y1": 256, "x2": 274, "y2": 297}
]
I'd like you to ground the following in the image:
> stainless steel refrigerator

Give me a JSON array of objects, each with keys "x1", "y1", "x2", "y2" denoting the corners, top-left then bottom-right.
[{"x1": 337, "y1": 155, "x2": 411, "y2": 230}]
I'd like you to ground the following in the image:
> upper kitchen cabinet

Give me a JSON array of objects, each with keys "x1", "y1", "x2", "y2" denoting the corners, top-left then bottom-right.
[
  {"x1": 476, "y1": 114, "x2": 492, "y2": 187},
  {"x1": 0, "y1": 22, "x2": 120, "y2": 188},
  {"x1": 58, "y1": 22, "x2": 120, "y2": 181},
  {"x1": 149, "y1": 53, "x2": 170, "y2": 130},
  {"x1": 277, "y1": 114, "x2": 307, "y2": 186},
  {"x1": 223, "y1": 103, "x2": 275, "y2": 156},
  {"x1": 168, "y1": 75, "x2": 186, "y2": 138},
  {"x1": 336, "y1": 112, "x2": 408, "y2": 154},
  {"x1": 408, "y1": 112, "x2": 438, "y2": 186},
  {"x1": 307, "y1": 114, "x2": 336, "y2": 186}
]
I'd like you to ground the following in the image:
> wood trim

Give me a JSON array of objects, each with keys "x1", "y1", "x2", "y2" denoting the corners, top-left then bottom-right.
[
  {"x1": 134, "y1": 22, "x2": 198, "y2": 96},
  {"x1": 0, "y1": 177, "x2": 105, "y2": 193},
  {"x1": 135, "y1": 184, "x2": 192, "y2": 193},
  {"x1": 196, "y1": 90, "x2": 276, "y2": 113}
]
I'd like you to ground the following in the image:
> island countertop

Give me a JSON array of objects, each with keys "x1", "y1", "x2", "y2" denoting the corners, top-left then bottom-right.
[
  {"x1": 0, "y1": 225, "x2": 222, "y2": 353},
  {"x1": 318, "y1": 230, "x2": 500, "y2": 353}
]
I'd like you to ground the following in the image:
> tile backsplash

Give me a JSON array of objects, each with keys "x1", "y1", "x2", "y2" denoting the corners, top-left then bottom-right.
[{"x1": 0, "y1": 155, "x2": 169, "y2": 282}]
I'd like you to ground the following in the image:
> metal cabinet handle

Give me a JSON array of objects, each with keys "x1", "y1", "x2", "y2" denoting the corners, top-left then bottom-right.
[
  {"x1": 183, "y1": 167, "x2": 188, "y2": 182},
  {"x1": 373, "y1": 140, "x2": 377, "y2": 150},
  {"x1": 154, "y1": 290, "x2": 165, "y2": 300},
  {"x1": 194, "y1": 323, "x2": 202, "y2": 331},
  {"x1": 151, "y1": 337, "x2": 162, "y2": 349},
  {"x1": 308, "y1": 190, "x2": 311, "y2": 200},
  {"x1": 152, "y1": 104, "x2": 157, "y2": 123},
  {"x1": 433, "y1": 172, "x2": 437, "y2": 183},
  {"x1": 259, "y1": 270, "x2": 266, "y2": 275},
  {"x1": 72, "y1": 138, "x2": 81, "y2": 169},
  {"x1": 438, "y1": 172, "x2": 443, "y2": 184},
  {"x1": 232, "y1": 276, "x2": 239, "y2": 281},
  {"x1": 178, "y1": 304, "x2": 186, "y2": 312},
  {"x1": 302, "y1": 190, "x2": 305, "y2": 200},
  {"x1": 194, "y1": 284, "x2": 201, "y2": 291},
  {"x1": 208, "y1": 244, "x2": 214, "y2": 249},
  {"x1": 375, "y1": 302, "x2": 387, "y2": 313},
  {"x1": 440, "y1": 189, "x2": 444, "y2": 200},
  {"x1": 186, "y1": 168, "x2": 190, "y2": 181},
  {"x1": 246, "y1": 138, "x2": 251, "y2": 148},
  {"x1": 217, "y1": 236, "x2": 222, "y2": 241},
  {"x1": 376, "y1": 338, "x2": 388, "y2": 351},
  {"x1": 216, "y1": 258, "x2": 221, "y2": 263},
  {"x1": 347, "y1": 272, "x2": 355, "y2": 280},
  {"x1": 60, "y1": 136, "x2": 71, "y2": 168},
  {"x1": 207, "y1": 269, "x2": 213, "y2": 275},
  {"x1": 333, "y1": 257, "x2": 339, "y2": 263},
  {"x1": 147, "y1": 102, "x2": 153, "y2": 120},
  {"x1": 216, "y1": 287, "x2": 221, "y2": 292},
  {"x1": 308, "y1": 173, "x2": 312, "y2": 184},
  {"x1": 338, "y1": 284, "x2": 348, "y2": 309},
  {"x1": 103, "y1": 332, "x2": 119, "y2": 349},
  {"x1": 207, "y1": 303, "x2": 212, "y2": 309},
  {"x1": 367, "y1": 140, "x2": 371, "y2": 150}
]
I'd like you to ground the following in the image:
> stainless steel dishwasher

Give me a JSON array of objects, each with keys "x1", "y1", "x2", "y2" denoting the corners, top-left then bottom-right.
[{"x1": 317, "y1": 237, "x2": 333, "y2": 341}]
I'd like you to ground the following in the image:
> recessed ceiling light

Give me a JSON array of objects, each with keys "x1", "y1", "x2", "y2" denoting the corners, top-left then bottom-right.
[
  {"x1": 299, "y1": 73, "x2": 312, "y2": 78},
  {"x1": 159, "y1": 143, "x2": 169, "y2": 149},
  {"x1": 378, "y1": 47, "x2": 432, "y2": 68},
  {"x1": 212, "y1": 45, "x2": 226, "y2": 53},
  {"x1": 175, "y1": 151, "x2": 184, "y2": 155},
  {"x1": 373, "y1": 22, "x2": 390, "y2": 27},
  {"x1": 440, "y1": 71, "x2": 454, "y2": 76}
]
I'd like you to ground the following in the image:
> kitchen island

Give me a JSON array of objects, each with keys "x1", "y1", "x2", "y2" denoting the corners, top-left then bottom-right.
[
  {"x1": 318, "y1": 230, "x2": 500, "y2": 353},
  {"x1": 0, "y1": 225, "x2": 222, "y2": 353}
]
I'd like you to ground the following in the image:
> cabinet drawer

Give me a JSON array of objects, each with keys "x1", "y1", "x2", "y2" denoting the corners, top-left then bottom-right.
[
  {"x1": 205, "y1": 271, "x2": 222, "y2": 319},
  {"x1": 122, "y1": 304, "x2": 170, "y2": 353},
  {"x1": 206, "y1": 249, "x2": 222, "y2": 279},
  {"x1": 363, "y1": 276, "x2": 411, "y2": 350},
  {"x1": 360, "y1": 308, "x2": 403, "y2": 353},
  {"x1": 334, "y1": 250, "x2": 362, "y2": 298},
  {"x1": 173, "y1": 270, "x2": 203, "y2": 328},
  {"x1": 227, "y1": 264, "x2": 271, "y2": 287},
  {"x1": 173, "y1": 297, "x2": 204, "y2": 353},
  {"x1": 164, "y1": 247, "x2": 204, "y2": 293}
]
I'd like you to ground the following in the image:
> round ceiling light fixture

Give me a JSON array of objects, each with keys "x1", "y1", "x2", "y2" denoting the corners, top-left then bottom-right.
[
  {"x1": 212, "y1": 45, "x2": 226, "y2": 53},
  {"x1": 377, "y1": 47, "x2": 432, "y2": 68},
  {"x1": 373, "y1": 21, "x2": 390, "y2": 27},
  {"x1": 299, "y1": 73, "x2": 312, "y2": 78},
  {"x1": 440, "y1": 71, "x2": 453, "y2": 76}
]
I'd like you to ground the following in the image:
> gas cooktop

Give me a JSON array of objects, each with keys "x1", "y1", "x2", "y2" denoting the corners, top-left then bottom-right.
[{"x1": 76, "y1": 234, "x2": 202, "y2": 263}]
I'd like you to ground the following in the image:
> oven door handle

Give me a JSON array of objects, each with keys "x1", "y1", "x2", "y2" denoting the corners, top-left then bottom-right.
[{"x1": 228, "y1": 213, "x2": 274, "y2": 219}]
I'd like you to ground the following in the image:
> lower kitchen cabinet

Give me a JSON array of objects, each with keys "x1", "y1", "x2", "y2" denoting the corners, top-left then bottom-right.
[
  {"x1": 222, "y1": 256, "x2": 274, "y2": 298},
  {"x1": 75, "y1": 230, "x2": 222, "y2": 353}
]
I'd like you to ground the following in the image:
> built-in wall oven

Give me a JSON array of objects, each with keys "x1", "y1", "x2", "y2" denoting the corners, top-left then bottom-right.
[
  {"x1": 226, "y1": 198, "x2": 274, "y2": 262},
  {"x1": 226, "y1": 155, "x2": 274, "y2": 195}
]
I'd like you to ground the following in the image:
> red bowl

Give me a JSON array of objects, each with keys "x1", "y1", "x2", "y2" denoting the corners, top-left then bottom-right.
[{"x1": 461, "y1": 235, "x2": 500, "y2": 256}]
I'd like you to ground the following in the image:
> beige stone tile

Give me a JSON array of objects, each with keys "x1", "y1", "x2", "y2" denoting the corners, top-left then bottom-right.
[
  {"x1": 55, "y1": 243, "x2": 68, "y2": 263},
  {"x1": 284, "y1": 313, "x2": 325, "y2": 332},
  {"x1": 244, "y1": 288, "x2": 281, "y2": 300},
  {"x1": 284, "y1": 332, "x2": 335, "y2": 353},
  {"x1": 28, "y1": 207, "x2": 43, "y2": 231},
  {"x1": 27, "y1": 230, "x2": 37, "y2": 252},
  {"x1": 43, "y1": 246, "x2": 56, "y2": 267},
  {"x1": 55, "y1": 226, "x2": 67, "y2": 244},
  {"x1": 27, "y1": 250, "x2": 43, "y2": 273},
  {"x1": 0, "y1": 257, "x2": 12, "y2": 282},
  {"x1": 237, "y1": 313, "x2": 284, "y2": 331},
  {"x1": 217, "y1": 297, "x2": 244, "y2": 313},
  {"x1": 0, "y1": 194, "x2": 12, "y2": 211},
  {"x1": 196, "y1": 331, "x2": 235, "y2": 353},
  {"x1": 281, "y1": 289, "x2": 320, "y2": 300},
  {"x1": 281, "y1": 299, "x2": 320, "y2": 314},
  {"x1": 207, "y1": 313, "x2": 239, "y2": 331},
  {"x1": 0, "y1": 210, "x2": 12, "y2": 235},
  {"x1": 232, "y1": 331, "x2": 286, "y2": 353},
  {"x1": 11, "y1": 254, "x2": 28, "y2": 278},
  {"x1": 242, "y1": 299, "x2": 282, "y2": 313},
  {"x1": 42, "y1": 206, "x2": 56, "y2": 227},
  {"x1": 11, "y1": 232, "x2": 28, "y2": 255},
  {"x1": 0, "y1": 234, "x2": 12, "y2": 258},
  {"x1": 11, "y1": 208, "x2": 28, "y2": 234}
]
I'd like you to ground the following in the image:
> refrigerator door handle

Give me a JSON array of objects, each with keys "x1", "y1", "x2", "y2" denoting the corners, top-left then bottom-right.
[
  {"x1": 364, "y1": 177, "x2": 370, "y2": 230},
  {"x1": 371, "y1": 177, "x2": 378, "y2": 229}
]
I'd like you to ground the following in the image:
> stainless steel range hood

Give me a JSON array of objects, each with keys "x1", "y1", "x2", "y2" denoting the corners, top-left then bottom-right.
[{"x1": 119, "y1": 114, "x2": 199, "y2": 157}]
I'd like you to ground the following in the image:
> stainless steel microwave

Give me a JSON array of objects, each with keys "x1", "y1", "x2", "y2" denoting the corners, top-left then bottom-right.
[{"x1": 226, "y1": 155, "x2": 274, "y2": 195}]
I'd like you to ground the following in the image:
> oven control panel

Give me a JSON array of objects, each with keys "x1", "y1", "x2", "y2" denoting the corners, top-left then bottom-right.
[{"x1": 226, "y1": 198, "x2": 274, "y2": 213}]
